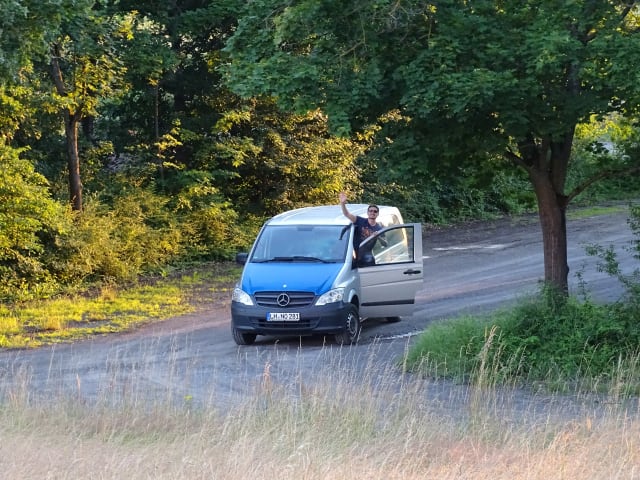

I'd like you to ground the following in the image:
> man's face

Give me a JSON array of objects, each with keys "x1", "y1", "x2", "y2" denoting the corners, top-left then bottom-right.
[{"x1": 368, "y1": 207, "x2": 379, "y2": 220}]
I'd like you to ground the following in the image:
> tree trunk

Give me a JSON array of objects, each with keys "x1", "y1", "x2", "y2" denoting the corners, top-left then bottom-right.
[
  {"x1": 529, "y1": 169, "x2": 569, "y2": 293},
  {"x1": 515, "y1": 131, "x2": 574, "y2": 295},
  {"x1": 64, "y1": 111, "x2": 83, "y2": 212},
  {"x1": 51, "y1": 44, "x2": 83, "y2": 212}
]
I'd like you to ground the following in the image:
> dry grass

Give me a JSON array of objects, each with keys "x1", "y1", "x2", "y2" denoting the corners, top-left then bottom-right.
[{"x1": 1, "y1": 347, "x2": 639, "y2": 480}]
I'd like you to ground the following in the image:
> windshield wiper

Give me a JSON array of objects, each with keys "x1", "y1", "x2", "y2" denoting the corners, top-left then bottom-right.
[
  {"x1": 253, "y1": 256, "x2": 330, "y2": 263},
  {"x1": 291, "y1": 255, "x2": 331, "y2": 263},
  {"x1": 252, "y1": 257, "x2": 289, "y2": 263}
]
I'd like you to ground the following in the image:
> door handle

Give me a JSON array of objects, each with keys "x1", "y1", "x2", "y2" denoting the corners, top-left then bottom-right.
[{"x1": 403, "y1": 269, "x2": 422, "y2": 275}]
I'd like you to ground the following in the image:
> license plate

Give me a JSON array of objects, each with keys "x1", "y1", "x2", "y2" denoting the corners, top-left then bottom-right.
[{"x1": 267, "y1": 312, "x2": 300, "y2": 321}]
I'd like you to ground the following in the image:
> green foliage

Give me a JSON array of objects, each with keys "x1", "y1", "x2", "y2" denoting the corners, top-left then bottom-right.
[
  {"x1": 224, "y1": 0, "x2": 640, "y2": 293},
  {"x1": 403, "y1": 315, "x2": 492, "y2": 382},
  {"x1": 496, "y1": 291, "x2": 639, "y2": 381},
  {"x1": 201, "y1": 101, "x2": 362, "y2": 215},
  {"x1": 408, "y1": 289, "x2": 640, "y2": 391},
  {"x1": 50, "y1": 192, "x2": 182, "y2": 285},
  {"x1": 45, "y1": 6, "x2": 134, "y2": 118},
  {"x1": 569, "y1": 115, "x2": 640, "y2": 204},
  {"x1": 171, "y1": 174, "x2": 255, "y2": 259},
  {"x1": 2, "y1": 0, "x2": 640, "y2": 307},
  {"x1": 585, "y1": 203, "x2": 640, "y2": 311},
  {"x1": 355, "y1": 109, "x2": 537, "y2": 223},
  {"x1": 0, "y1": 0, "x2": 67, "y2": 78},
  {"x1": 631, "y1": 205, "x2": 640, "y2": 261},
  {"x1": 0, "y1": 145, "x2": 70, "y2": 301},
  {"x1": 360, "y1": 153, "x2": 536, "y2": 224},
  {"x1": 0, "y1": 150, "x2": 254, "y2": 301},
  {"x1": 50, "y1": 184, "x2": 249, "y2": 284},
  {"x1": 225, "y1": 1, "x2": 640, "y2": 143},
  {"x1": 93, "y1": 2, "x2": 359, "y2": 219},
  {"x1": 27, "y1": 170, "x2": 252, "y2": 291}
]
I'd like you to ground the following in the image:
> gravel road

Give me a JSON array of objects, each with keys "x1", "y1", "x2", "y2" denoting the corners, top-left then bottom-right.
[{"x1": 1, "y1": 206, "x2": 637, "y2": 421}]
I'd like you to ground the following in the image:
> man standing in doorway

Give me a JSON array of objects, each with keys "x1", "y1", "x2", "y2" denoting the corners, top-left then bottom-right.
[{"x1": 339, "y1": 192, "x2": 383, "y2": 255}]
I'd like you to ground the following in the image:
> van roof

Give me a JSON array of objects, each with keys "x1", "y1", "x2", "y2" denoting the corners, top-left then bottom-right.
[{"x1": 267, "y1": 204, "x2": 403, "y2": 226}]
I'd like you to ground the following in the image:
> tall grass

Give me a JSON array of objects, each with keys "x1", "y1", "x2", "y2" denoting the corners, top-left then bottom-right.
[
  {"x1": 405, "y1": 294, "x2": 640, "y2": 395},
  {"x1": 0, "y1": 341, "x2": 638, "y2": 479}
]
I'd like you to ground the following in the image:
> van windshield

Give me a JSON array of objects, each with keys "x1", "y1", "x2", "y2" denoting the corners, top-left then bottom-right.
[{"x1": 250, "y1": 225, "x2": 350, "y2": 263}]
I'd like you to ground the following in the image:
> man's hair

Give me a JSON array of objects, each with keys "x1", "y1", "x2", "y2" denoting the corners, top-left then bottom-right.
[{"x1": 368, "y1": 204, "x2": 379, "y2": 212}]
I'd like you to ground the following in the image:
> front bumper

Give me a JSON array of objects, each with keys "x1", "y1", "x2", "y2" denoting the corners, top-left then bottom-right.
[{"x1": 231, "y1": 301, "x2": 350, "y2": 336}]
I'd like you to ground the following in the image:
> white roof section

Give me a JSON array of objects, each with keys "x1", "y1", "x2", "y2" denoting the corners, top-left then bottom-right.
[{"x1": 267, "y1": 204, "x2": 403, "y2": 226}]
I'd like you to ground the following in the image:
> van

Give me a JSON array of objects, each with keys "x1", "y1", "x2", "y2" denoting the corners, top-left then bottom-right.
[{"x1": 230, "y1": 204, "x2": 423, "y2": 345}]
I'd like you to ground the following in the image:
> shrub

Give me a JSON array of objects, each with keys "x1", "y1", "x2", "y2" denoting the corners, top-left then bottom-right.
[
  {"x1": 408, "y1": 288, "x2": 640, "y2": 391},
  {"x1": 0, "y1": 145, "x2": 71, "y2": 301},
  {"x1": 51, "y1": 191, "x2": 184, "y2": 285}
]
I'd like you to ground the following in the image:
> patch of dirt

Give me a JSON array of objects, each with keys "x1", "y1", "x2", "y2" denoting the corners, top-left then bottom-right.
[{"x1": 424, "y1": 212, "x2": 541, "y2": 247}]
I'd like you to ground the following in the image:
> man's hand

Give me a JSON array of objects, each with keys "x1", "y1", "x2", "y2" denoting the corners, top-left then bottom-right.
[{"x1": 339, "y1": 192, "x2": 356, "y2": 222}]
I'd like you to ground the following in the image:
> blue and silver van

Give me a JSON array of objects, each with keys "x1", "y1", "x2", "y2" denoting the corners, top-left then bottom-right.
[{"x1": 230, "y1": 204, "x2": 423, "y2": 345}]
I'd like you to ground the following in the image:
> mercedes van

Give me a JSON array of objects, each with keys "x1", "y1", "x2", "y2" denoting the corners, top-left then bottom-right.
[{"x1": 230, "y1": 204, "x2": 423, "y2": 345}]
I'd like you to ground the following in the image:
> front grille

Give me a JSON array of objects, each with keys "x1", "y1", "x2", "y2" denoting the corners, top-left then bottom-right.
[
  {"x1": 254, "y1": 291, "x2": 315, "y2": 308},
  {"x1": 255, "y1": 318, "x2": 314, "y2": 329}
]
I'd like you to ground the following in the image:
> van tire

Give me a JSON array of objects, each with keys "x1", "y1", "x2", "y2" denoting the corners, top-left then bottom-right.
[
  {"x1": 232, "y1": 327, "x2": 257, "y2": 345},
  {"x1": 335, "y1": 304, "x2": 360, "y2": 345}
]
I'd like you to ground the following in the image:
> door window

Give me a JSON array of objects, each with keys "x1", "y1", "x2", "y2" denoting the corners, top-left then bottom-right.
[{"x1": 358, "y1": 225, "x2": 414, "y2": 267}]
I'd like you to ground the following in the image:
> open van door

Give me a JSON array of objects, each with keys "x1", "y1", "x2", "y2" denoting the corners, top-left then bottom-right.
[{"x1": 357, "y1": 223, "x2": 423, "y2": 319}]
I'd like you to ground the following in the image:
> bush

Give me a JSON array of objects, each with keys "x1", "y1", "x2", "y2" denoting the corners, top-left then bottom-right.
[
  {"x1": 48, "y1": 186, "x2": 254, "y2": 288},
  {"x1": 171, "y1": 180, "x2": 257, "y2": 260},
  {"x1": 0, "y1": 145, "x2": 71, "y2": 301},
  {"x1": 407, "y1": 288, "x2": 640, "y2": 391},
  {"x1": 51, "y1": 191, "x2": 184, "y2": 284}
]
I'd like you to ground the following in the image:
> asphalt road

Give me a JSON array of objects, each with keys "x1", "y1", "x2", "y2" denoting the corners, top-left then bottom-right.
[{"x1": 0, "y1": 207, "x2": 636, "y2": 417}]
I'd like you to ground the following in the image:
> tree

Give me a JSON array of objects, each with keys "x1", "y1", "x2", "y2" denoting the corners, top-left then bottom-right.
[
  {"x1": 46, "y1": 5, "x2": 133, "y2": 211},
  {"x1": 0, "y1": 1, "x2": 134, "y2": 212},
  {"x1": 223, "y1": 0, "x2": 640, "y2": 293},
  {"x1": 95, "y1": 0, "x2": 239, "y2": 185},
  {"x1": 210, "y1": 99, "x2": 363, "y2": 215}
]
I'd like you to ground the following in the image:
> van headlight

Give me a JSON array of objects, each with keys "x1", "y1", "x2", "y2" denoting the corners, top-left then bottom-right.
[
  {"x1": 316, "y1": 288, "x2": 344, "y2": 306},
  {"x1": 232, "y1": 287, "x2": 254, "y2": 306}
]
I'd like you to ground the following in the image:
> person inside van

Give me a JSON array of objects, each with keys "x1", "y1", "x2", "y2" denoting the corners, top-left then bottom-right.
[{"x1": 339, "y1": 192, "x2": 384, "y2": 265}]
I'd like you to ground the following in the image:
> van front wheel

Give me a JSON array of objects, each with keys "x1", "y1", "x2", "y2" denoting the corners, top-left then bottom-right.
[
  {"x1": 335, "y1": 304, "x2": 360, "y2": 345},
  {"x1": 232, "y1": 327, "x2": 257, "y2": 346}
]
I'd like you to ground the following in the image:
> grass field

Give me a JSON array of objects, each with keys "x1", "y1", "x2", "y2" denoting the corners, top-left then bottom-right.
[{"x1": 1, "y1": 343, "x2": 638, "y2": 479}]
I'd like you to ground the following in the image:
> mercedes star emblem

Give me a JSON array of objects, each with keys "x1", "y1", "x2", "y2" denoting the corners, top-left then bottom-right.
[{"x1": 276, "y1": 293, "x2": 290, "y2": 307}]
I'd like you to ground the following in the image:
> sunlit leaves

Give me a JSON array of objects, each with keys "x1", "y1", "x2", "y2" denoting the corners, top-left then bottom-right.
[{"x1": 0, "y1": 144, "x2": 68, "y2": 292}]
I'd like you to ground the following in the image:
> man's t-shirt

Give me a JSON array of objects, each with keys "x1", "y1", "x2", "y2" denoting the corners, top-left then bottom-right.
[{"x1": 354, "y1": 216, "x2": 382, "y2": 245}]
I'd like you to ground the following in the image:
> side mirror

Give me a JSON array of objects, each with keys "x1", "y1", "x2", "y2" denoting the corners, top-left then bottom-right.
[{"x1": 236, "y1": 252, "x2": 248, "y2": 265}]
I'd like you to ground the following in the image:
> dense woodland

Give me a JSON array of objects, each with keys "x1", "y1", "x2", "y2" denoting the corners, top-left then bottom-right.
[{"x1": 1, "y1": 0, "x2": 640, "y2": 302}]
